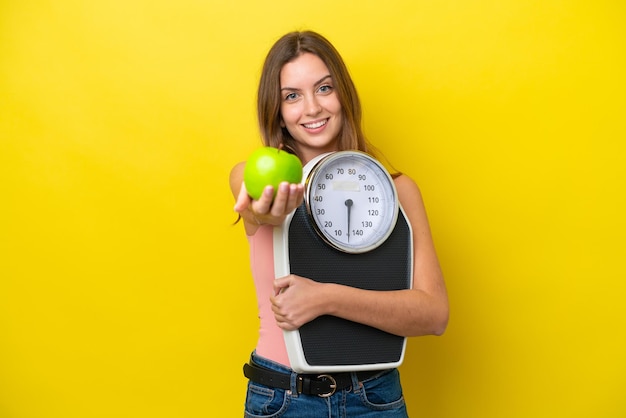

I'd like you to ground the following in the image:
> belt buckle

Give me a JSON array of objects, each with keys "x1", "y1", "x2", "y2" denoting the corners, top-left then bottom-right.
[{"x1": 316, "y1": 374, "x2": 337, "y2": 398}]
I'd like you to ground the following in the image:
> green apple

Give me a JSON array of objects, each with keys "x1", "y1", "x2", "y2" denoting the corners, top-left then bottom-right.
[{"x1": 243, "y1": 146, "x2": 303, "y2": 200}]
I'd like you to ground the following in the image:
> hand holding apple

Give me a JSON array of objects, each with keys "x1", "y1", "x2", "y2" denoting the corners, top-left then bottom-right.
[{"x1": 243, "y1": 146, "x2": 303, "y2": 200}]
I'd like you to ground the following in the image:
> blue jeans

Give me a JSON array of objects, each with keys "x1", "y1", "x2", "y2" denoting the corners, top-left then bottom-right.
[{"x1": 244, "y1": 352, "x2": 408, "y2": 417}]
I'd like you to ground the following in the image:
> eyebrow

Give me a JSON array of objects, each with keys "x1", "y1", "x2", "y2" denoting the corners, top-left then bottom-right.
[{"x1": 281, "y1": 75, "x2": 332, "y2": 92}]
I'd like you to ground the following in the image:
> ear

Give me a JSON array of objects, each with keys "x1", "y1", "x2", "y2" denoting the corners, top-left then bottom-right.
[{"x1": 280, "y1": 117, "x2": 285, "y2": 128}]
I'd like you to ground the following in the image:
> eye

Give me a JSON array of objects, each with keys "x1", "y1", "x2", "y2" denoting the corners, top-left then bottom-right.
[
  {"x1": 284, "y1": 92, "x2": 299, "y2": 101},
  {"x1": 318, "y1": 84, "x2": 333, "y2": 94}
]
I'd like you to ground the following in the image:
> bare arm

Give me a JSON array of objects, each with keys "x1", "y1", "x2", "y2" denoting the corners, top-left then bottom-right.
[{"x1": 271, "y1": 174, "x2": 449, "y2": 337}]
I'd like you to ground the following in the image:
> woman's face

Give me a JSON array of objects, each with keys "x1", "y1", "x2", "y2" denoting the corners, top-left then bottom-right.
[{"x1": 279, "y1": 53, "x2": 343, "y2": 163}]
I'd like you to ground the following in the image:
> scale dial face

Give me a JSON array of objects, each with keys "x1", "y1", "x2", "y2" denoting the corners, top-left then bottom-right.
[{"x1": 304, "y1": 151, "x2": 399, "y2": 254}]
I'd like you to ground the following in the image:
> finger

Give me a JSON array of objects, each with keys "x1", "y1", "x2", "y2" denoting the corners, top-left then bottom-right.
[
  {"x1": 269, "y1": 182, "x2": 290, "y2": 217},
  {"x1": 276, "y1": 321, "x2": 293, "y2": 331},
  {"x1": 275, "y1": 317, "x2": 298, "y2": 331},
  {"x1": 273, "y1": 277, "x2": 290, "y2": 295},
  {"x1": 270, "y1": 303, "x2": 289, "y2": 323},
  {"x1": 252, "y1": 185, "x2": 274, "y2": 215},
  {"x1": 234, "y1": 182, "x2": 252, "y2": 213},
  {"x1": 286, "y1": 183, "x2": 304, "y2": 212},
  {"x1": 271, "y1": 308, "x2": 294, "y2": 328}
]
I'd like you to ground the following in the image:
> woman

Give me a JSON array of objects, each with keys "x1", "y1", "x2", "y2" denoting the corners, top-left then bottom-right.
[{"x1": 230, "y1": 31, "x2": 448, "y2": 417}]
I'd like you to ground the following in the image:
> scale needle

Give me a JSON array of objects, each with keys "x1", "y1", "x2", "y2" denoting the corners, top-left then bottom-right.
[{"x1": 345, "y1": 199, "x2": 353, "y2": 242}]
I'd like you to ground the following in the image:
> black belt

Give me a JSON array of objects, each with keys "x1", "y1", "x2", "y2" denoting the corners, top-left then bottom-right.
[{"x1": 243, "y1": 362, "x2": 384, "y2": 398}]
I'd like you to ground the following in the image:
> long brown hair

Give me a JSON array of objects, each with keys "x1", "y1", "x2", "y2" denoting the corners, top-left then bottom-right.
[{"x1": 257, "y1": 31, "x2": 372, "y2": 157}]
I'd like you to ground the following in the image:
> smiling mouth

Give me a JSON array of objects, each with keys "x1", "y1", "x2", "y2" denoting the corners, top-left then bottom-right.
[{"x1": 302, "y1": 119, "x2": 327, "y2": 129}]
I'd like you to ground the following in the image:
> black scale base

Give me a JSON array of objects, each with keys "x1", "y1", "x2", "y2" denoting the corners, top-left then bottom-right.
[{"x1": 287, "y1": 203, "x2": 412, "y2": 368}]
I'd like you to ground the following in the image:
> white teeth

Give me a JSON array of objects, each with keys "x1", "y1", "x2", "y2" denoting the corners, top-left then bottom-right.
[{"x1": 303, "y1": 120, "x2": 326, "y2": 129}]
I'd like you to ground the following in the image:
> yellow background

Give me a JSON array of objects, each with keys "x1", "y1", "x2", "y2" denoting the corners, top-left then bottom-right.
[{"x1": 1, "y1": 1, "x2": 624, "y2": 417}]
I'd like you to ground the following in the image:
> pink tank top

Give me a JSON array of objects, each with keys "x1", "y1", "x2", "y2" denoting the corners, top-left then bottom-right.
[{"x1": 247, "y1": 225, "x2": 290, "y2": 366}]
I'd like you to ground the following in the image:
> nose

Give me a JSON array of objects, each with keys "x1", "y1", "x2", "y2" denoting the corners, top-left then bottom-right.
[{"x1": 305, "y1": 95, "x2": 322, "y2": 116}]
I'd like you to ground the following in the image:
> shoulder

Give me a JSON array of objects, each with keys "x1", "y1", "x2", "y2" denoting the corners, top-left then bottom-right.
[
  {"x1": 393, "y1": 174, "x2": 431, "y2": 230},
  {"x1": 393, "y1": 174, "x2": 424, "y2": 206},
  {"x1": 230, "y1": 161, "x2": 246, "y2": 180},
  {"x1": 229, "y1": 161, "x2": 246, "y2": 198}
]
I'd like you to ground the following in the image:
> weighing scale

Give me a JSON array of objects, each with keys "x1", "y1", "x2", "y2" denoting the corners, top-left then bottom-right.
[{"x1": 273, "y1": 151, "x2": 414, "y2": 373}]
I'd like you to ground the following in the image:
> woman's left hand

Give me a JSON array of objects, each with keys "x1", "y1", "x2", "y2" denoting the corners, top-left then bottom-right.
[{"x1": 270, "y1": 275, "x2": 326, "y2": 331}]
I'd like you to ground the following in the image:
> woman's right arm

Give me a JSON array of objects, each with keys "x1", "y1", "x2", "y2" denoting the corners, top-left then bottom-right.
[{"x1": 229, "y1": 162, "x2": 304, "y2": 236}]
